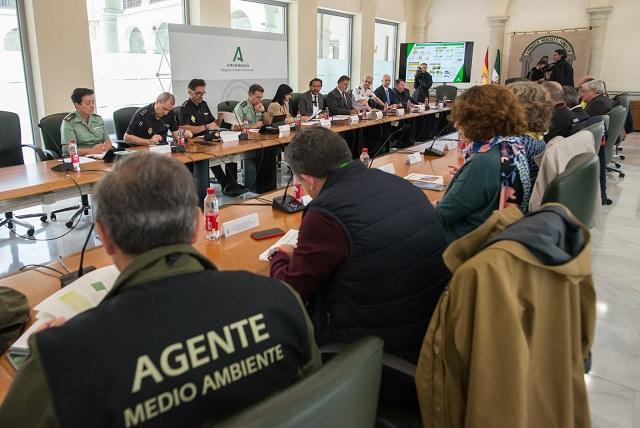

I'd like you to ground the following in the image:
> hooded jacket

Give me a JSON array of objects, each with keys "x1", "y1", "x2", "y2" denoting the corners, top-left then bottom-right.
[{"x1": 416, "y1": 204, "x2": 596, "y2": 428}]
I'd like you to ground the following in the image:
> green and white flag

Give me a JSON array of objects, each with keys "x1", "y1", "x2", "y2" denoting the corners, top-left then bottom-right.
[{"x1": 492, "y1": 49, "x2": 501, "y2": 84}]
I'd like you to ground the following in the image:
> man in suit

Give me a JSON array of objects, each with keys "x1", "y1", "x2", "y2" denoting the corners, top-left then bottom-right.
[
  {"x1": 392, "y1": 79, "x2": 414, "y2": 109},
  {"x1": 542, "y1": 81, "x2": 580, "y2": 142},
  {"x1": 297, "y1": 78, "x2": 325, "y2": 117},
  {"x1": 563, "y1": 86, "x2": 589, "y2": 122},
  {"x1": 325, "y1": 75, "x2": 357, "y2": 116},
  {"x1": 373, "y1": 74, "x2": 400, "y2": 109},
  {"x1": 581, "y1": 80, "x2": 613, "y2": 117}
]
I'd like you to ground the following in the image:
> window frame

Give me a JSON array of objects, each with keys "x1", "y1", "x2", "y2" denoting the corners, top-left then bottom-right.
[
  {"x1": 374, "y1": 19, "x2": 398, "y2": 82},
  {"x1": 230, "y1": 0, "x2": 288, "y2": 35},
  {"x1": 317, "y1": 8, "x2": 353, "y2": 80},
  {"x1": 15, "y1": 0, "x2": 40, "y2": 146}
]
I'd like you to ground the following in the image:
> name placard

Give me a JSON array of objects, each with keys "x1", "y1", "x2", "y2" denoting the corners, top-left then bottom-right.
[
  {"x1": 220, "y1": 132, "x2": 240, "y2": 143},
  {"x1": 320, "y1": 118, "x2": 332, "y2": 128},
  {"x1": 350, "y1": 114, "x2": 359, "y2": 124},
  {"x1": 222, "y1": 213, "x2": 260, "y2": 237},
  {"x1": 377, "y1": 163, "x2": 396, "y2": 174},
  {"x1": 407, "y1": 152, "x2": 423, "y2": 165},
  {"x1": 375, "y1": 111, "x2": 383, "y2": 119},
  {"x1": 396, "y1": 108, "x2": 405, "y2": 116}
]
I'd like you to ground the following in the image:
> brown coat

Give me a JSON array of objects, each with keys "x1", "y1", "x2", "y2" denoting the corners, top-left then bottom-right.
[{"x1": 416, "y1": 205, "x2": 596, "y2": 428}]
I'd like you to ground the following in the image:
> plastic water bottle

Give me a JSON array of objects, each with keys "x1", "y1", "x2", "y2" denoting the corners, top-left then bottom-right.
[
  {"x1": 323, "y1": 108, "x2": 330, "y2": 120},
  {"x1": 295, "y1": 113, "x2": 302, "y2": 127},
  {"x1": 241, "y1": 116, "x2": 249, "y2": 137},
  {"x1": 177, "y1": 127, "x2": 186, "y2": 146},
  {"x1": 293, "y1": 183, "x2": 303, "y2": 202},
  {"x1": 407, "y1": 99, "x2": 412, "y2": 111},
  {"x1": 443, "y1": 95, "x2": 448, "y2": 107},
  {"x1": 68, "y1": 139, "x2": 80, "y2": 171},
  {"x1": 204, "y1": 188, "x2": 220, "y2": 240},
  {"x1": 360, "y1": 148, "x2": 371, "y2": 167}
]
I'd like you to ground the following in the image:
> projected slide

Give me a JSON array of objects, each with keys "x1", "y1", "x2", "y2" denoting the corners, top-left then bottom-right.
[{"x1": 405, "y1": 42, "x2": 467, "y2": 83}]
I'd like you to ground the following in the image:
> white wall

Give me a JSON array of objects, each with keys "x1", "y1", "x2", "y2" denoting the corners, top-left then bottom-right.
[
  {"x1": 599, "y1": 0, "x2": 640, "y2": 91},
  {"x1": 425, "y1": 0, "x2": 490, "y2": 87}
]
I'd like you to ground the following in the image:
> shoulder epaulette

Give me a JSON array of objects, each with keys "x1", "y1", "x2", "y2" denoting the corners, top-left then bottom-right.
[{"x1": 63, "y1": 112, "x2": 75, "y2": 122}]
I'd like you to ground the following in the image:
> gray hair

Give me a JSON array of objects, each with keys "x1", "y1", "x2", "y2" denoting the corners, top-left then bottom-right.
[
  {"x1": 562, "y1": 86, "x2": 580, "y2": 108},
  {"x1": 541, "y1": 81, "x2": 564, "y2": 103},
  {"x1": 582, "y1": 80, "x2": 606, "y2": 95},
  {"x1": 156, "y1": 92, "x2": 175, "y2": 104},
  {"x1": 94, "y1": 152, "x2": 199, "y2": 255},
  {"x1": 284, "y1": 127, "x2": 352, "y2": 178}
]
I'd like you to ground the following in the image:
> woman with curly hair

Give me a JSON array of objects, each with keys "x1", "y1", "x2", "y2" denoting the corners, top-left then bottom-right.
[
  {"x1": 507, "y1": 81, "x2": 552, "y2": 183},
  {"x1": 435, "y1": 84, "x2": 530, "y2": 243}
]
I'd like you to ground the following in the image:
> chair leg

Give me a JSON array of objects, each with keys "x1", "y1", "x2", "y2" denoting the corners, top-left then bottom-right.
[
  {"x1": 607, "y1": 166, "x2": 625, "y2": 179},
  {"x1": 65, "y1": 195, "x2": 91, "y2": 228},
  {"x1": 50, "y1": 204, "x2": 81, "y2": 221},
  {"x1": 16, "y1": 212, "x2": 48, "y2": 222},
  {"x1": 1, "y1": 213, "x2": 35, "y2": 237}
]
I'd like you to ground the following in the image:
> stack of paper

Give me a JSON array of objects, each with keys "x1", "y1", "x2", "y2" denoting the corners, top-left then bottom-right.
[{"x1": 258, "y1": 229, "x2": 299, "y2": 261}]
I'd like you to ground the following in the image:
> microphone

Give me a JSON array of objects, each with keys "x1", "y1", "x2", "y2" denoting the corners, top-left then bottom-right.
[
  {"x1": 39, "y1": 122, "x2": 74, "y2": 172},
  {"x1": 423, "y1": 122, "x2": 454, "y2": 157},
  {"x1": 368, "y1": 124, "x2": 410, "y2": 168},
  {"x1": 272, "y1": 164, "x2": 305, "y2": 214},
  {"x1": 59, "y1": 223, "x2": 97, "y2": 287}
]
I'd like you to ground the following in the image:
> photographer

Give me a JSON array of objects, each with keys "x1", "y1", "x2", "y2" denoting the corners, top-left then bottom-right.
[
  {"x1": 413, "y1": 62, "x2": 433, "y2": 103},
  {"x1": 548, "y1": 49, "x2": 574, "y2": 87},
  {"x1": 527, "y1": 56, "x2": 548, "y2": 82}
]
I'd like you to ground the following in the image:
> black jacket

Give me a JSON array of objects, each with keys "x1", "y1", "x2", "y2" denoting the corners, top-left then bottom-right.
[
  {"x1": 545, "y1": 105, "x2": 580, "y2": 142},
  {"x1": 413, "y1": 70, "x2": 433, "y2": 103},
  {"x1": 306, "y1": 161, "x2": 450, "y2": 362},
  {"x1": 392, "y1": 88, "x2": 414, "y2": 108},
  {"x1": 325, "y1": 88, "x2": 353, "y2": 115},
  {"x1": 549, "y1": 59, "x2": 574, "y2": 87},
  {"x1": 374, "y1": 85, "x2": 394, "y2": 106},
  {"x1": 585, "y1": 94, "x2": 613, "y2": 117}
]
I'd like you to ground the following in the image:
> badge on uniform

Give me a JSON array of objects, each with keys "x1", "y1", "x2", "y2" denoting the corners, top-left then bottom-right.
[
  {"x1": 148, "y1": 127, "x2": 153, "y2": 135},
  {"x1": 191, "y1": 115, "x2": 196, "y2": 123}
]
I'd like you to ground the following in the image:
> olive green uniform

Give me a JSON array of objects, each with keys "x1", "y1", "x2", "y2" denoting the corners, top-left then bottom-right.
[
  {"x1": 0, "y1": 245, "x2": 320, "y2": 427},
  {"x1": 233, "y1": 100, "x2": 263, "y2": 126},
  {"x1": 60, "y1": 111, "x2": 109, "y2": 155}
]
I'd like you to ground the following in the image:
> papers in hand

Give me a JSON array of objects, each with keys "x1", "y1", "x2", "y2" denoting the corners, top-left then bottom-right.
[
  {"x1": 10, "y1": 265, "x2": 120, "y2": 353},
  {"x1": 259, "y1": 229, "x2": 299, "y2": 261}
]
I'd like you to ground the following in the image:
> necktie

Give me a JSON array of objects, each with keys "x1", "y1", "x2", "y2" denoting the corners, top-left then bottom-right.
[
  {"x1": 385, "y1": 88, "x2": 390, "y2": 104},
  {"x1": 313, "y1": 95, "x2": 317, "y2": 106},
  {"x1": 342, "y1": 92, "x2": 347, "y2": 106}
]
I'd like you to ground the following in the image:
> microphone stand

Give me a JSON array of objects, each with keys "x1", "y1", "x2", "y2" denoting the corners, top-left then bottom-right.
[
  {"x1": 272, "y1": 166, "x2": 305, "y2": 214},
  {"x1": 423, "y1": 122, "x2": 454, "y2": 157},
  {"x1": 368, "y1": 125, "x2": 410, "y2": 168},
  {"x1": 59, "y1": 223, "x2": 97, "y2": 287}
]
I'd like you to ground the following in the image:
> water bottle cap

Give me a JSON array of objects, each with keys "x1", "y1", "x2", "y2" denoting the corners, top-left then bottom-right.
[
  {"x1": 207, "y1": 188, "x2": 215, "y2": 195},
  {"x1": 362, "y1": 148, "x2": 368, "y2": 153}
]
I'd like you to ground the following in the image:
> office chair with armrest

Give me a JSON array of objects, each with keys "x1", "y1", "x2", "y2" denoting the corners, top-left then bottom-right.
[
  {"x1": 435, "y1": 84, "x2": 458, "y2": 102},
  {"x1": 290, "y1": 92, "x2": 302, "y2": 116},
  {"x1": 113, "y1": 106, "x2": 139, "y2": 141},
  {"x1": 0, "y1": 111, "x2": 48, "y2": 237},
  {"x1": 38, "y1": 113, "x2": 90, "y2": 228},
  {"x1": 612, "y1": 93, "x2": 629, "y2": 160},
  {"x1": 542, "y1": 153, "x2": 599, "y2": 226},
  {"x1": 213, "y1": 337, "x2": 383, "y2": 428},
  {"x1": 604, "y1": 105, "x2": 627, "y2": 178},
  {"x1": 572, "y1": 118, "x2": 605, "y2": 153}
]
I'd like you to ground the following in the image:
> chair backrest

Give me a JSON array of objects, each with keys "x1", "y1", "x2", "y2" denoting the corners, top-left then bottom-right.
[
  {"x1": 613, "y1": 93, "x2": 629, "y2": 110},
  {"x1": 38, "y1": 112, "x2": 69, "y2": 158},
  {"x1": 0, "y1": 111, "x2": 24, "y2": 168},
  {"x1": 217, "y1": 101, "x2": 239, "y2": 113},
  {"x1": 604, "y1": 105, "x2": 626, "y2": 164},
  {"x1": 542, "y1": 152, "x2": 599, "y2": 226},
  {"x1": 579, "y1": 120, "x2": 605, "y2": 152},
  {"x1": 173, "y1": 105, "x2": 181, "y2": 120},
  {"x1": 113, "y1": 107, "x2": 139, "y2": 141},
  {"x1": 213, "y1": 337, "x2": 384, "y2": 428},
  {"x1": 290, "y1": 92, "x2": 303, "y2": 116},
  {"x1": 435, "y1": 84, "x2": 458, "y2": 101},
  {"x1": 261, "y1": 98, "x2": 272, "y2": 113}
]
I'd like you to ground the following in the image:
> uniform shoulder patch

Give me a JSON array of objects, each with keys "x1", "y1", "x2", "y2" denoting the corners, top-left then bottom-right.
[{"x1": 63, "y1": 112, "x2": 75, "y2": 122}]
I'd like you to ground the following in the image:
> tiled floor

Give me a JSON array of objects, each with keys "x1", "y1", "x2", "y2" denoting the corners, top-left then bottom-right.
[
  {"x1": 587, "y1": 132, "x2": 640, "y2": 428},
  {"x1": 1, "y1": 134, "x2": 640, "y2": 426}
]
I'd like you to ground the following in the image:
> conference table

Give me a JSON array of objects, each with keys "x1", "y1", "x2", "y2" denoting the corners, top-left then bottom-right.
[
  {"x1": 0, "y1": 119, "x2": 456, "y2": 403},
  {"x1": 0, "y1": 107, "x2": 451, "y2": 213}
]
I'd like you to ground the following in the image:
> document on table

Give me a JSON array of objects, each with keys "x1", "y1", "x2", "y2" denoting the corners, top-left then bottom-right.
[
  {"x1": 404, "y1": 173, "x2": 444, "y2": 185},
  {"x1": 259, "y1": 229, "x2": 299, "y2": 261}
]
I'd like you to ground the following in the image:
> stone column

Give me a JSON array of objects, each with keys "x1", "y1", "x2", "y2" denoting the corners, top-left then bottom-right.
[
  {"x1": 487, "y1": 16, "x2": 508, "y2": 82},
  {"x1": 586, "y1": 6, "x2": 613, "y2": 78},
  {"x1": 102, "y1": 0, "x2": 121, "y2": 53}
]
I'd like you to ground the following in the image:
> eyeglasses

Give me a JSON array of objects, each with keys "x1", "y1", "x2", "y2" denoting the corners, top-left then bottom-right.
[
  {"x1": 191, "y1": 90, "x2": 206, "y2": 96},
  {"x1": 364, "y1": 81, "x2": 372, "y2": 85}
]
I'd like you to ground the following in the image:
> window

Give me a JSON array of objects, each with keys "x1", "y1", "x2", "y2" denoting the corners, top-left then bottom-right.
[
  {"x1": 230, "y1": 0, "x2": 286, "y2": 34},
  {"x1": 317, "y1": 10, "x2": 352, "y2": 93},
  {"x1": 0, "y1": 1, "x2": 37, "y2": 161},
  {"x1": 85, "y1": 0, "x2": 185, "y2": 122},
  {"x1": 373, "y1": 20, "x2": 397, "y2": 84}
]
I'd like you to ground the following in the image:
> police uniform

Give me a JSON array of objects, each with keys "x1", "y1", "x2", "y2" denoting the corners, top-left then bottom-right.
[
  {"x1": 60, "y1": 111, "x2": 109, "y2": 155},
  {"x1": 125, "y1": 103, "x2": 179, "y2": 143},
  {"x1": 0, "y1": 244, "x2": 320, "y2": 427},
  {"x1": 352, "y1": 86, "x2": 377, "y2": 107},
  {"x1": 179, "y1": 99, "x2": 215, "y2": 137},
  {"x1": 233, "y1": 100, "x2": 262, "y2": 126}
]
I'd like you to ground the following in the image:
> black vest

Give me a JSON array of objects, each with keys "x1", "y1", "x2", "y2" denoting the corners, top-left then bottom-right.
[
  {"x1": 307, "y1": 161, "x2": 450, "y2": 362},
  {"x1": 36, "y1": 270, "x2": 311, "y2": 428}
]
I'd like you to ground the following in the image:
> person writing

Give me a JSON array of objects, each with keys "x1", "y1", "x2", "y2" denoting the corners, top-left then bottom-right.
[
  {"x1": 61, "y1": 88, "x2": 111, "y2": 155},
  {"x1": 297, "y1": 78, "x2": 325, "y2": 118},
  {"x1": 269, "y1": 127, "x2": 450, "y2": 362},
  {"x1": 124, "y1": 92, "x2": 192, "y2": 146},
  {"x1": 233, "y1": 84, "x2": 266, "y2": 129}
]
